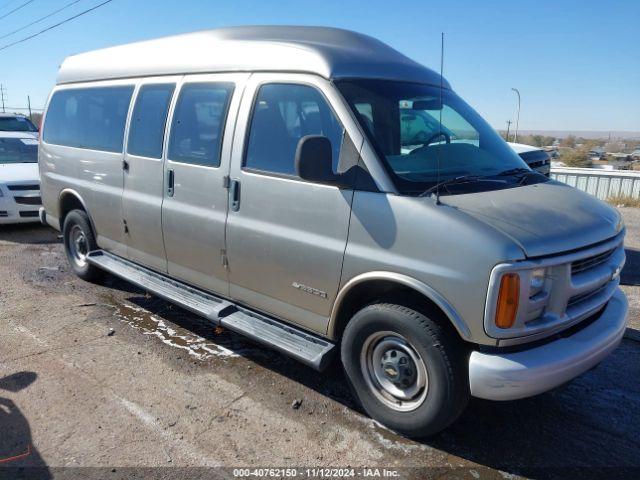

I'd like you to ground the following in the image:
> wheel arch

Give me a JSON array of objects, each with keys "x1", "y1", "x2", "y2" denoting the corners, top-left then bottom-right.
[
  {"x1": 328, "y1": 272, "x2": 472, "y2": 342},
  {"x1": 58, "y1": 189, "x2": 96, "y2": 234}
]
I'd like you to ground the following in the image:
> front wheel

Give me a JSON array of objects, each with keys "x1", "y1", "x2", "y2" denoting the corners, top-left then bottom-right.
[
  {"x1": 341, "y1": 302, "x2": 469, "y2": 437},
  {"x1": 62, "y1": 209, "x2": 103, "y2": 282}
]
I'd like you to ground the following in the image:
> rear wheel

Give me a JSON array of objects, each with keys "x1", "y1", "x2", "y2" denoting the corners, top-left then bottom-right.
[
  {"x1": 62, "y1": 209, "x2": 103, "y2": 282},
  {"x1": 341, "y1": 302, "x2": 469, "y2": 437}
]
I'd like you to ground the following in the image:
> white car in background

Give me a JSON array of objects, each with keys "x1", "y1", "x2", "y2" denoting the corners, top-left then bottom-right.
[
  {"x1": 508, "y1": 142, "x2": 551, "y2": 176},
  {"x1": 0, "y1": 113, "x2": 42, "y2": 224}
]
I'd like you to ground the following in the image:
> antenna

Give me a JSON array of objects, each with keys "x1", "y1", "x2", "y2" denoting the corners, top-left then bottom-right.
[{"x1": 435, "y1": 33, "x2": 444, "y2": 205}]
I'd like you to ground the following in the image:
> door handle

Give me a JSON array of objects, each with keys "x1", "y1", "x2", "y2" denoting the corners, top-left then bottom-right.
[
  {"x1": 167, "y1": 169, "x2": 175, "y2": 197},
  {"x1": 229, "y1": 179, "x2": 240, "y2": 211},
  {"x1": 122, "y1": 159, "x2": 130, "y2": 172}
]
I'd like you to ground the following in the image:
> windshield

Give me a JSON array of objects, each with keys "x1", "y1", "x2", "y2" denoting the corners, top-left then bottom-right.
[
  {"x1": 337, "y1": 79, "x2": 534, "y2": 194},
  {"x1": 0, "y1": 116, "x2": 38, "y2": 132},
  {"x1": 0, "y1": 138, "x2": 38, "y2": 164}
]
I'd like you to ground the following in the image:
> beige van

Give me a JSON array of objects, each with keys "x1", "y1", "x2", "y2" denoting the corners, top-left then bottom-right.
[{"x1": 39, "y1": 27, "x2": 627, "y2": 437}]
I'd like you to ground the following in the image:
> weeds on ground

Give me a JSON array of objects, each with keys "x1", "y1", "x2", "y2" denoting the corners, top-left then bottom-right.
[{"x1": 608, "y1": 195, "x2": 640, "y2": 208}]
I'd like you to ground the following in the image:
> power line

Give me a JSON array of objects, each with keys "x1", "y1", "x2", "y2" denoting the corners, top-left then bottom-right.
[
  {"x1": 0, "y1": 0, "x2": 84, "y2": 41},
  {"x1": 0, "y1": 0, "x2": 35, "y2": 21},
  {"x1": 5, "y1": 106, "x2": 44, "y2": 111},
  {"x1": 0, "y1": 0, "x2": 114, "y2": 52},
  {"x1": 0, "y1": 1, "x2": 20, "y2": 14}
]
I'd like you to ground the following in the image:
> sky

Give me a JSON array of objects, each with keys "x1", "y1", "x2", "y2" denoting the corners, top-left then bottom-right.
[{"x1": 1, "y1": 0, "x2": 638, "y2": 133}]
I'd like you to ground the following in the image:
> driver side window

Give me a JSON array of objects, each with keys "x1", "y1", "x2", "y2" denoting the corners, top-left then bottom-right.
[{"x1": 244, "y1": 83, "x2": 344, "y2": 176}]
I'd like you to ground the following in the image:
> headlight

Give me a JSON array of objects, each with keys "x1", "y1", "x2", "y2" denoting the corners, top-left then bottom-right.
[
  {"x1": 528, "y1": 267, "x2": 546, "y2": 297},
  {"x1": 490, "y1": 266, "x2": 552, "y2": 332}
]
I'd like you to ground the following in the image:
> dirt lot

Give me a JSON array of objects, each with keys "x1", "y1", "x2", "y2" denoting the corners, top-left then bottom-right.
[{"x1": 1, "y1": 209, "x2": 639, "y2": 479}]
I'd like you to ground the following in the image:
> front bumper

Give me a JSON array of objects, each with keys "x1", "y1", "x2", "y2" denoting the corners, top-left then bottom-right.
[
  {"x1": 0, "y1": 183, "x2": 42, "y2": 224},
  {"x1": 0, "y1": 196, "x2": 41, "y2": 224},
  {"x1": 469, "y1": 288, "x2": 628, "y2": 400}
]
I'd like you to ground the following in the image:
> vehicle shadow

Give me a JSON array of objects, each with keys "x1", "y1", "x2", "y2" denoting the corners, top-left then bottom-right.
[
  {"x1": 427, "y1": 338, "x2": 640, "y2": 477},
  {"x1": 120, "y1": 293, "x2": 358, "y2": 406},
  {"x1": 0, "y1": 372, "x2": 51, "y2": 479},
  {"x1": 0, "y1": 224, "x2": 60, "y2": 246},
  {"x1": 114, "y1": 291, "x2": 640, "y2": 476},
  {"x1": 621, "y1": 248, "x2": 640, "y2": 286}
]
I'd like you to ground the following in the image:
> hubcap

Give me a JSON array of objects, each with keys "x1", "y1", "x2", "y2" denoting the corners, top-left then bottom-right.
[
  {"x1": 69, "y1": 225, "x2": 88, "y2": 267},
  {"x1": 360, "y1": 332, "x2": 428, "y2": 412}
]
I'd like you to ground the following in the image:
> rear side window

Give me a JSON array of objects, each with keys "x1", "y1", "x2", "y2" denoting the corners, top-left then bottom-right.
[
  {"x1": 127, "y1": 84, "x2": 175, "y2": 159},
  {"x1": 168, "y1": 82, "x2": 234, "y2": 167},
  {"x1": 43, "y1": 86, "x2": 134, "y2": 152},
  {"x1": 245, "y1": 83, "x2": 344, "y2": 176}
]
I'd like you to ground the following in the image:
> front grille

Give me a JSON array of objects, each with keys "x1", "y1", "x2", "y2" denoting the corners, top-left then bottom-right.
[
  {"x1": 571, "y1": 248, "x2": 616, "y2": 274},
  {"x1": 500, "y1": 237, "x2": 623, "y2": 342},
  {"x1": 568, "y1": 283, "x2": 608, "y2": 307},
  {"x1": 14, "y1": 196, "x2": 41, "y2": 206},
  {"x1": 563, "y1": 240, "x2": 623, "y2": 328},
  {"x1": 7, "y1": 184, "x2": 39, "y2": 191},
  {"x1": 19, "y1": 211, "x2": 38, "y2": 218},
  {"x1": 0, "y1": 210, "x2": 7, "y2": 217}
]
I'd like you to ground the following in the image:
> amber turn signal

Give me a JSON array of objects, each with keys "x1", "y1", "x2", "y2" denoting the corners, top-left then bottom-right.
[{"x1": 495, "y1": 273, "x2": 520, "y2": 329}]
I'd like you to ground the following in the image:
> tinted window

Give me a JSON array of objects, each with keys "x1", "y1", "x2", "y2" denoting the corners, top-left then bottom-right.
[
  {"x1": 0, "y1": 116, "x2": 38, "y2": 132},
  {"x1": 245, "y1": 84, "x2": 344, "y2": 176},
  {"x1": 127, "y1": 84, "x2": 175, "y2": 159},
  {"x1": 168, "y1": 83, "x2": 234, "y2": 167},
  {"x1": 43, "y1": 86, "x2": 134, "y2": 152}
]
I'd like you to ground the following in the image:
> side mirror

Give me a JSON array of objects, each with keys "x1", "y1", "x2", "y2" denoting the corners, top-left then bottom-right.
[{"x1": 295, "y1": 135, "x2": 343, "y2": 186}]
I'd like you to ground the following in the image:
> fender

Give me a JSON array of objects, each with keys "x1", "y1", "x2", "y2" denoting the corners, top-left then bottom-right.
[{"x1": 328, "y1": 271, "x2": 472, "y2": 341}]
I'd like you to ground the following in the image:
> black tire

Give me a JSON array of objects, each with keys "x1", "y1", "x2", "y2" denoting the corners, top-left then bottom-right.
[
  {"x1": 341, "y1": 303, "x2": 469, "y2": 438},
  {"x1": 62, "y1": 209, "x2": 103, "y2": 282}
]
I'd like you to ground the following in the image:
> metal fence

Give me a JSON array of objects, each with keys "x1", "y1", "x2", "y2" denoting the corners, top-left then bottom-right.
[{"x1": 551, "y1": 167, "x2": 640, "y2": 200}]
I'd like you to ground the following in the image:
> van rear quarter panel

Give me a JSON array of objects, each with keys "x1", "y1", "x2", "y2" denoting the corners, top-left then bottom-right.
[
  {"x1": 39, "y1": 142, "x2": 128, "y2": 256},
  {"x1": 39, "y1": 81, "x2": 136, "y2": 257},
  {"x1": 341, "y1": 191, "x2": 526, "y2": 345}
]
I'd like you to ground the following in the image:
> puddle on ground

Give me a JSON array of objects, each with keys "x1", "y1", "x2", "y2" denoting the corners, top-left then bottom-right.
[{"x1": 112, "y1": 302, "x2": 239, "y2": 360}]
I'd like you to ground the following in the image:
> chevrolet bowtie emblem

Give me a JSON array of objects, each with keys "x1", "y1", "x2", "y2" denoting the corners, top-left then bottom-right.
[{"x1": 611, "y1": 265, "x2": 622, "y2": 281}]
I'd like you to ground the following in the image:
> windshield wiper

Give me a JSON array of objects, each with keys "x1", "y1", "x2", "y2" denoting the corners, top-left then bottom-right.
[
  {"x1": 495, "y1": 167, "x2": 531, "y2": 176},
  {"x1": 495, "y1": 167, "x2": 537, "y2": 185},
  {"x1": 419, "y1": 174, "x2": 484, "y2": 197}
]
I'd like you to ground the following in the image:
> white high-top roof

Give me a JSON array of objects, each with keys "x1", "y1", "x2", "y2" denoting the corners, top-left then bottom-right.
[{"x1": 56, "y1": 26, "x2": 449, "y2": 88}]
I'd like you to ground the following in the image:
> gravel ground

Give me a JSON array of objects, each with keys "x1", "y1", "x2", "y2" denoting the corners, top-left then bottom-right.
[
  {"x1": 0, "y1": 209, "x2": 639, "y2": 479},
  {"x1": 619, "y1": 208, "x2": 640, "y2": 334}
]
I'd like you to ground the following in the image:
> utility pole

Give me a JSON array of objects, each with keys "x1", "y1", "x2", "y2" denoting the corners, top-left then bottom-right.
[
  {"x1": 506, "y1": 120, "x2": 512, "y2": 142},
  {"x1": 511, "y1": 88, "x2": 521, "y2": 142},
  {"x1": 0, "y1": 84, "x2": 6, "y2": 113},
  {"x1": 27, "y1": 95, "x2": 32, "y2": 120}
]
